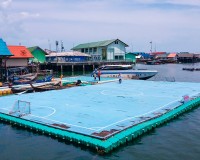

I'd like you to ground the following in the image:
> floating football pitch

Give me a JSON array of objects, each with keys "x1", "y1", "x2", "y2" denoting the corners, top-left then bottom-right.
[{"x1": 0, "y1": 79, "x2": 200, "y2": 152}]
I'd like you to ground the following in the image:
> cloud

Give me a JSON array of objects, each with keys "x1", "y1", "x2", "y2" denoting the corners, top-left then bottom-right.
[
  {"x1": 0, "y1": 0, "x2": 40, "y2": 45},
  {"x1": 164, "y1": 0, "x2": 200, "y2": 6},
  {"x1": 131, "y1": 0, "x2": 200, "y2": 6},
  {"x1": 0, "y1": 0, "x2": 12, "y2": 9},
  {"x1": 1, "y1": 0, "x2": 200, "y2": 52},
  {"x1": 20, "y1": 11, "x2": 40, "y2": 18}
]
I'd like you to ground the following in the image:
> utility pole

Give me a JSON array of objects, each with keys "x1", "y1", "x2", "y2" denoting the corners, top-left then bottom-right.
[
  {"x1": 56, "y1": 40, "x2": 59, "y2": 62},
  {"x1": 55, "y1": 41, "x2": 59, "y2": 77},
  {"x1": 48, "y1": 39, "x2": 51, "y2": 51},
  {"x1": 150, "y1": 41, "x2": 152, "y2": 54}
]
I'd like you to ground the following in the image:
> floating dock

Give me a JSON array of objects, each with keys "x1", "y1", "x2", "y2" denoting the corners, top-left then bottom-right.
[{"x1": 0, "y1": 79, "x2": 200, "y2": 153}]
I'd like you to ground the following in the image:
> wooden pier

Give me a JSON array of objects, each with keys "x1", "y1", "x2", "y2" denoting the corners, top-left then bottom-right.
[{"x1": 40, "y1": 61, "x2": 135, "y2": 74}]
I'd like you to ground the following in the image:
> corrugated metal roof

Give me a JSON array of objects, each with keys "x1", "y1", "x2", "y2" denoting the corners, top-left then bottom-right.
[
  {"x1": 177, "y1": 53, "x2": 194, "y2": 58},
  {"x1": 0, "y1": 38, "x2": 13, "y2": 56},
  {"x1": 167, "y1": 53, "x2": 177, "y2": 58},
  {"x1": 194, "y1": 54, "x2": 200, "y2": 58},
  {"x1": 8, "y1": 46, "x2": 34, "y2": 59},
  {"x1": 71, "y1": 39, "x2": 128, "y2": 50},
  {"x1": 155, "y1": 54, "x2": 168, "y2": 58},
  {"x1": 46, "y1": 51, "x2": 91, "y2": 57}
]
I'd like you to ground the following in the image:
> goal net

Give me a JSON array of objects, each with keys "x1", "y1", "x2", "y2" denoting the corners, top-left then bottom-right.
[{"x1": 9, "y1": 100, "x2": 31, "y2": 117}]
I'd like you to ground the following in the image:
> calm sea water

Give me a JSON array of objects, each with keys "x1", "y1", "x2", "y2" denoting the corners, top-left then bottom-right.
[{"x1": 0, "y1": 63, "x2": 200, "y2": 160}]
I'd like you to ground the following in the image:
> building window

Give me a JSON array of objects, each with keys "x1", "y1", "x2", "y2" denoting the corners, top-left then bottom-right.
[
  {"x1": 89, "y1": 48, "x2": 92, "y2": 53},
  {"x1": 115, "y1": 40, "x2": 118, "y2": 44},
  {"x1": 85, "y1": 48, "x2": 88, "y2": 53},
  {"x1": 81, "y1": 48, "x2": 84, "y2": 53},
  {"x1": 115, "y1": 55, "x2": 124, "y2": 60},
  {"x1": 93, "y1": 47, "x2": 97, "y2": 53}
]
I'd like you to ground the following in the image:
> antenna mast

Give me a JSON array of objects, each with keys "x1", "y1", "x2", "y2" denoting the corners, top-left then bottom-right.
[
  {"x1": 56, "y1": 41, "x2": 59, "y2": 52},
  {"x1": 61, "y1": 40, "x2": 65, "y2": 52}
]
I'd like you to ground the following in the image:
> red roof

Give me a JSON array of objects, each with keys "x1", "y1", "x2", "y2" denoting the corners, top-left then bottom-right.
[{"x1": 8, "y1": 46, "x2": 33, "y2": 59}]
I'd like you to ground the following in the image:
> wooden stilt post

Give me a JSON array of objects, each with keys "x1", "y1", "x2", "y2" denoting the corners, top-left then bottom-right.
[
  {"x1": 72, "y1": 65, "x2": 74, "y2": 76},
  {"x1": 61, "y1": 65, "x2": 63, "y2": 77},
  {"x1": 83, "y1": 65, "x2": 85, "y2": 75}
]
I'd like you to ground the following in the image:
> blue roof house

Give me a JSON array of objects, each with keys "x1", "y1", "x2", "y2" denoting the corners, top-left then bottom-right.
[
  {"x1": 0, "y1": 38, "x2": 13, "y2": 57},
  {"x1": 0, "y1": 38, "x2": 13, "y2": 81}
]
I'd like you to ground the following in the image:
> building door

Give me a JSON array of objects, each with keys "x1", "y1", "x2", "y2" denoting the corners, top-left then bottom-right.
[
  {"x1": 107, "y1": 48, "x2": 114, "y2": 60},
  {"x1": 102, "y1": 48, "x2": 107, "y2": 60}
]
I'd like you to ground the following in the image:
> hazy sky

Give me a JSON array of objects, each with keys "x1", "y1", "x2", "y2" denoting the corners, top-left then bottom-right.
[{"x1": 1, "y1": 0, "x2": 200, "y2": 52}]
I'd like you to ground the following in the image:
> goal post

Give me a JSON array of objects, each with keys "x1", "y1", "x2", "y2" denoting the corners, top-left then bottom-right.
[{"x1": 9, "y1": 100, "x2": 31, "y2": 117}]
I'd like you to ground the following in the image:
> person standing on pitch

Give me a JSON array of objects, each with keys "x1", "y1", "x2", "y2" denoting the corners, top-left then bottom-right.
[
  {"x1": 97, "y1": 69, "x2": 101, "y2": 81},
  {"x1": 118, "y1": 73, "x2": 122, "y2": 84}
]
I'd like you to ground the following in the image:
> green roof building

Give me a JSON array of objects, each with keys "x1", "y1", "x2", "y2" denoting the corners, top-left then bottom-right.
[
  {"x1": 125, "y1": 53, "x2": 136, "y2": 63},
  {"x1": 72, "y1": 39, "x2": 128, "y2": 61},
  {"x1": 28, "y1": 46, "x2": 47, "y2": 63}
]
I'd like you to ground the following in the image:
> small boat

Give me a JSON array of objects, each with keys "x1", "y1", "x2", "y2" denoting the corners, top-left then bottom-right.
[
  {"x1": 30, "y1": 80, "x2": 61, "y2": 92},
  {"x1": 8, "y1": 67, "x2": 33, "y2": 81},
  {"x1": 92, "y1": 65, "x2": 158, "y2": 80},
  {"x1": 13, "y1": 74, "x2": 52, "y2": 85},
  {"x1": 35, "y1": 75, "x2": 53, "y2": 83},
  {"x1": 11, "y1": 87, "x2": 34, "y2": 94},
  {"x1": 146, "y1": 60, "x2": 162, "y2": 65},
  {"x1": 31, "y1": 84, "x2": 57, "y2": 92},
  {"x1": 182, "y1": 68, "x2": 200, "y2": 71},
  {"x1": 13, "y1": 73, "x2": 38, "y2": 85},
  {"x1": 18, "y1": 73, "x2": 34, "y2": 79},
  {"x1": 30, "y1": 79, "x2": 83, "y2": 92}
]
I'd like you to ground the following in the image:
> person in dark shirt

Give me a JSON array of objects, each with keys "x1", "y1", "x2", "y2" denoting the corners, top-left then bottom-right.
[{"x1": 118, "y1": 73, "x2": 122, "y2": 84}]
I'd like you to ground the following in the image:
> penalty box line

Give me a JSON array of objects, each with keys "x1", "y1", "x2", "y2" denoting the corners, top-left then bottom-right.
[{"x1": 95, "y1": 98, "x2": 182, "y2": 132}]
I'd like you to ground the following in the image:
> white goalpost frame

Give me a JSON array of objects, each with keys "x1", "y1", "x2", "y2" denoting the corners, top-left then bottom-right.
[{"x1": 9, "y1": 100, "x2": 31, "y2": 117}]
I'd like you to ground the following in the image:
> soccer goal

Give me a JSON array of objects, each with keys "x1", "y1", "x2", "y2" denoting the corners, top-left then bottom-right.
[{"x1": 9, "y1": 100, "x2": 31, "y2": 117}]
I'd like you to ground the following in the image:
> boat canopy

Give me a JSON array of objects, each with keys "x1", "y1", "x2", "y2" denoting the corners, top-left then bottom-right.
[{"x1": 98, "y1": 65, "x2": 133, "y2": 70}]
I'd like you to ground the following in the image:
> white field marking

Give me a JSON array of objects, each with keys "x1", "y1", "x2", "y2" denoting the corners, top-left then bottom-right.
[
  {"x1": 100, "y1": 90, "x2": 181, "y2": 99},
  {"x1": 142, "y1": 94, "x2": 179, "y2": 99},
  {"x1": 100, "y1": 90, "x2": 144, "y2": 97},
  {"x1": 88, "y1": 127, "x2": 104, "y2": 130},
  {"x1": 95, "y1": 98, "x2": 182, "y2": 131},
  {"x1": 15, "y1": 90, "x2": 27, "y2": 95},
  {"x1": 28, "y1": 114, "x2": 97, "y2": 131},
  {"x1": 62, "y1": 80, "x2": 88, "y2": 83},
  {"x1": 0, "y1": 106, "x2": 56, "y2": 118},
  {"x1": 97, "y1": 79, "x2": 118, "y2": 84},
  {"x1": 40, "y1": 107, "x2": 56, "y2": 118},
  {"x1": 0, "y1": 108, "x2": 9, "y2": 111}
]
